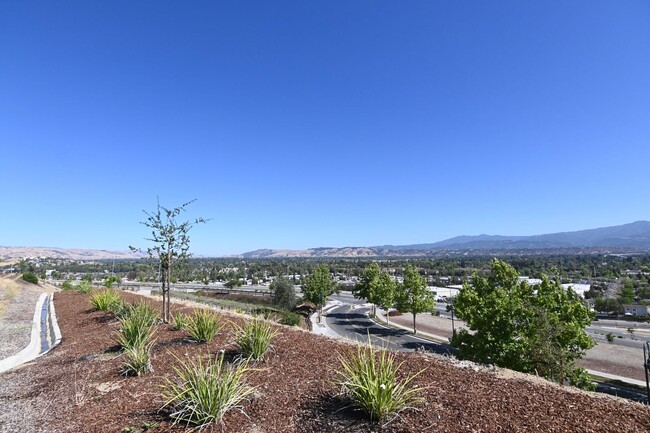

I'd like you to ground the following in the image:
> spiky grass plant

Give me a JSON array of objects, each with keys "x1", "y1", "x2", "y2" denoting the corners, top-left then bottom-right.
[
  {"x1": 162, "y1": 353, "x2": 255, "y2": 430},
  {"x1": 171, "y1": 311, "x2": 188, "y2": 331},
  {"x1": 234, "y1": 320, "x2": 278, "y2": 361},
  {"x1": 115, "y1": 301, "x2": 158, "y2": 376},
  {"x1": 122, "y1": 339, "x2": 155, "y2": 376},
  {"x1": 336, "y1": 341, "x2": 425, "y2": 423},
  {"x1": 186, "y1": 309, "x2": 223, "y2": 343},
  {"x1": 76, "y1": 280, "x2": 92, "y2": 293},
  {"x1": 108, "y1": 298, "x2": 131, "y2": 319},
  {"x1": 115, "y1": 303, "x2": 158, "y2": 350},
  {"x1": 90, "y1": 289, "x2": 122, "y2": 311}
]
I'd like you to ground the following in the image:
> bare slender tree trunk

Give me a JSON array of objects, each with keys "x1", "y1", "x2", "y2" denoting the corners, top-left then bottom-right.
[
  {"x1": 161, "y1": 268, "x2": 168, "y2": 323},
  {"x1": 412, "y1": 312, "x2": 417, "y2": 334},
  {"x1": 165, "y1": 252, "x2": 172, "y2": 322}
]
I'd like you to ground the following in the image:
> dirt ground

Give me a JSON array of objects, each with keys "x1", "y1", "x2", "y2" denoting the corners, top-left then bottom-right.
[{"x1": 1, "y1": 290, "x2": 650, "y2": 432}]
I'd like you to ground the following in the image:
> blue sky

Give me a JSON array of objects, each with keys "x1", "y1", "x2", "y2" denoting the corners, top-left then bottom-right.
[{"x1": 1, "y1": 1, "x2": 649, "y2": 256}]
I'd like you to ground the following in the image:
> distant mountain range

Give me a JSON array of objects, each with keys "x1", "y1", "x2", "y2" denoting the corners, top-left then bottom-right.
[
  {"x1": 241, "y1": 221, "x2": 650, "y2": 258},
  {"x1": 0, "y1": 247, "x2": 143, "y2": 262},
  {"x1": 2, "y1": 221, "x2": 649, "y2": 261}
]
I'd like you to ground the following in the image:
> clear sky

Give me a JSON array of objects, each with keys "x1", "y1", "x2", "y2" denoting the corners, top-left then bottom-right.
[{"x1": 1, "y1": 1, "x2": 649, "y2": 256}]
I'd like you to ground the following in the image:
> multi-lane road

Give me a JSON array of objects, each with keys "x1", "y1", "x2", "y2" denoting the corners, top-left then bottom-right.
[
  {"x1": 323, "y1": 292, "x2": 649, "y2": 403},
  {"x1": 324, "y1": 298, "x2": 454, "y2": 355}
]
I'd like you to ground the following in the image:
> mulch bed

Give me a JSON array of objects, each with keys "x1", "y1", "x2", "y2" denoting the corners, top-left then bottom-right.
[{"x1": 1, "y1": 291, "x2": 650, "y2": 433}]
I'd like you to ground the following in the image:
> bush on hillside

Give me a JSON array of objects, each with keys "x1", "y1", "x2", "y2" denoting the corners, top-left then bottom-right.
[
  {"x1": 22, "y1": 272, "x2": 38, "y2": 285},
  {"x1": 270, "y1": 277, "x2": 296, "y2": 310}
]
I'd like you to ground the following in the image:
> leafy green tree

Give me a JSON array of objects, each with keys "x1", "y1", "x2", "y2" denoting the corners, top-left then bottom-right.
[
  {"x1": 22, "y1": 272, "x2": 38, "y2": 285},
  {"x1": 302, "y1": 264, "x2": 337, "y2": 322},
  {"x1": 620, "y1": 281, "x2": 635, "y2": 304},
  {"x1": 224, "y1": 278, "x2": 242, "y2": 289},
  {"x1": 354, "y1": 263, "x2": 398, "y2": 324},
  {"x1": 131, "y1": 199, "x2": 207, "y2": 323},
  {"x1": 452, "y1": 259, "x2": 595, "y2": 389},
  {"x1": 269, "y1": 276, "x2": 296, "y2": 310},
  {"x1": 594, "y1": 296, "x2": 622, "y2": 314},
  {"x1": 395, "y1": 265, "x2": 434, "y2": 334}
]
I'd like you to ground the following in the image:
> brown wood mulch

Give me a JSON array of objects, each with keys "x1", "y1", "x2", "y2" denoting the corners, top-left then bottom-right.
[{"x1": 1, "y1": 291, "x2": 649, "y2": 433}]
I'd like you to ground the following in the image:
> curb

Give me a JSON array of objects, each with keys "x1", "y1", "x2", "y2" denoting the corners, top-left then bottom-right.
[
  {"x1": 373, "y1": 307, "x2": 450, "y2": 342},
  {"x1": 0, "y1": 293, "x2": 62, "y2": 373},
  {"x1": 587, "y1": 369, "x2": 647, "y2": 388}
]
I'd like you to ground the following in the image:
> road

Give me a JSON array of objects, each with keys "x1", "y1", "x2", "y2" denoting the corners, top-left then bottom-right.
[
  {"x1": 326, "y1": 293, "x2": 649, "y2": 404},
  {"x1": 324, "y1": 301, "x2": 455, "y2": 355}
]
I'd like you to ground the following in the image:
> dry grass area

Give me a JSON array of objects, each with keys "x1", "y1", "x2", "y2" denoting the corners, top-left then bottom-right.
[
  {"x1": 0, "y1": 276, "x2": 45, "y2": 360},
  {"x1": 1, "y1": 291, "x2": 649, "y2": 433}
]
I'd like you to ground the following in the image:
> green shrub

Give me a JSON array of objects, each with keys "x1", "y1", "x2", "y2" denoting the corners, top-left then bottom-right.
[
  {"x1": 22, "y1": 272, "x2": 38, "y2": 285},
  {"x1": 116, "y1": 302, "x2": 158, "y2": 351},
  {"x1": 90, "y1": 289, "x2": 122, "y2": 311},
  {"x1": 171, "y1": 312, "x2": 188, "y2": 331},
  {"x1": 280, "y1": 311, "x2": 301, "y2": 327},
  {"x1": 270, "y1": 277, "x2": 296, "y2": 310},
  {"x1": 127, "y1": 301, "x2": 159, "y2": 326},
  {"x1": 234, "y1": 320, "x2": 278, "y2": 361},
  {"x1": 122, "y1": 339, "x2": 155, "y2": 376},
  {"x1": 186, "y1": 309, "x2": 223, "y2": 343},
  {"x1": 336, "y1": 341, "x2": 424, "y2": 422},
  {"x1": 606, "y1": 332, "x2": 615, "y2": 343},
  {"x1": 115, "y1": 301, "x2": 157, "y2": 376},
  {"x1": 61, "y1": 280, "x2": 74, "y2": 291},
  {"x1": 109, "y1": 298, "x2": 132, "y2": 319},
  {"x1": 161, "y1": 353, "x2": 254, "y2": 429},
  {"x1": 76, "y1": 280, "x2": 92, "y2": 293}
]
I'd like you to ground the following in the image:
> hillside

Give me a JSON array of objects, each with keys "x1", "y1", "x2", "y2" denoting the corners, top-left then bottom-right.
[
  {"x1": 242, "y1": 221, "x2": 650, "y2": 257},
  {"x1": 1, "y1": 290, "x2": 648, "y2": 432},
  {"x1": 0, "y1": 247, "x2": 144, "y2": 261}
]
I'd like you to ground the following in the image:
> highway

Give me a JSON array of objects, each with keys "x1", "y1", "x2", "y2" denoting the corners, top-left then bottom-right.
[{"x1": 325, "y1": 293, "x2": 649, "y2": 404}]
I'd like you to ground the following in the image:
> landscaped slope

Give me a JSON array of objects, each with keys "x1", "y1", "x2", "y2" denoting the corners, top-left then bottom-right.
[{"x1": 1, "y1": 291, "x2": 649, "y2": 432}]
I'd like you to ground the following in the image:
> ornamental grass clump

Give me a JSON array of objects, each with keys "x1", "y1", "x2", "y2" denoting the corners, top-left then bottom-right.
[
  {"x1": 76, "y1": 280, "x2": 92, "y2": 293},
  {"x1": 336, "y1": 341, "x2": 425, "y2": 423},
  {"x1": 161, "y1": 353, "x2": 255, "y2": 430},
  {"x1": 234, "y1": 320, "x2": 278, "y2": 361},
  {"x1": 116, "y1": 302, "x2": 158, "y2": 350},
  {"x1": 90, "y1": 289, "x2": 122, "y2": 311},
  {"x1": 171, "y1": 311, "x2": 188, "y2": 331},
  {"x1": 122, "y1": 338, "x2": 155, "y2": 376},
  {"x1": 115, "y1": 302, "x2": 158, "y2": 376},
  {"x1": 186, "y1": 308, "x2": 223, "y2": 343}
]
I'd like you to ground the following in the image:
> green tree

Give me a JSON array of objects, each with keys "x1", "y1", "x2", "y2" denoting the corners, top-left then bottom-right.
[
  {"x1": 302, "y1": 264, "x2": 337, "y2": 322},
  {"x1": 270, "y1": 276, "x2": 296, "y2": 310},
  {"x1": 395, "y1": 265, "x2": 434, "y2": 334},
  {"x1": 224, "y1": 278, "x2": 242, "y2": 289},
  {"x1": 22, "y1": 272, "x2": 38, "y2": 285},
  {"x1": 620, "y1": 281, "x2": 635, "y2": 304},
  {"x1": 131, "y1": 199, "x2": 207, "y2": 323},
  {"x1": 354, "y1": 263, "x2": 398, "y2": 324},
  {"x1": 452, "y1": 259, "x2": 595, "y2": 389}
]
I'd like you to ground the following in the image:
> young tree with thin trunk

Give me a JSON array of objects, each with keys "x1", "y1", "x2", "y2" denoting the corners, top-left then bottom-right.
[
  {"x1": 395, "y1": 264, "x2": 434, "y2": 334},
  {"x1": 302, "y1": 264, "x2": 337, "y2": 323},
  {"x1": 353, "y1": 263, "x2": 397, "y2": 325},
  {"x1": 131, "y1": 199, "x2": 206, "y2": 323}
]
